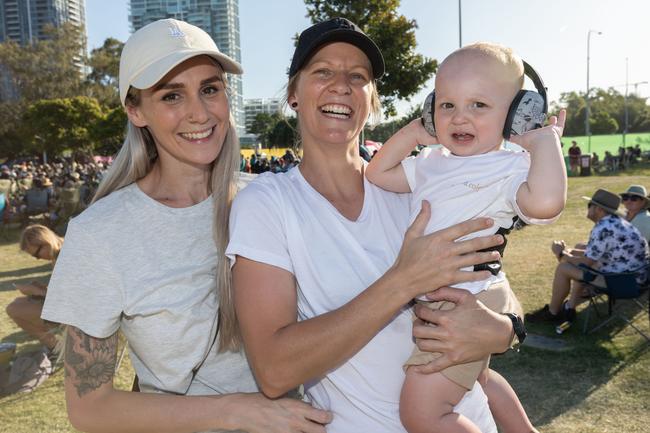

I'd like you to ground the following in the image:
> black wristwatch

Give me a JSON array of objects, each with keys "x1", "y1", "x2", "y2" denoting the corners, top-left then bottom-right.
[{"x1": 503, "y1": 312, "x2": 527, "y2": 350}]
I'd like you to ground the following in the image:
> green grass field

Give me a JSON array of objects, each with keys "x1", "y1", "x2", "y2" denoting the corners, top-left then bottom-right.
[
  {"x1": 1, "y1": 167, "x2": 649, "y2": 432},
  {"x1": 561, "y1": 132, "x2": 650, "y2": 157}
]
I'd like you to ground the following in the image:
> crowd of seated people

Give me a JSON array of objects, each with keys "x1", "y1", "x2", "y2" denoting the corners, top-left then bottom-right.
[
  {"x1": 588, "y1": 144, "x2": 646, "y2": 173},
  {"x1": 0, "y1": 158, "x2": 108, "y2": 233}
]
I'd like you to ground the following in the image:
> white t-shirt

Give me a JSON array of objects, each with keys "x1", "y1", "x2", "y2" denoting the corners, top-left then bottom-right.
[
  {"x1": 402, "y1": 146, "x2": 556, "y2": 294},
  {"x1": 42, "y1": 183, "x2": 257, "y2": 395},
  {"x1": 226, "y1": 167, "x2": 497, "y2": 433}
]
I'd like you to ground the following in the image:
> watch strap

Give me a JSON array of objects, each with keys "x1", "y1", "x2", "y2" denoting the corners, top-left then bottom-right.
[{"x1": 503, "y1": 312, "x2": 527, "y2": 349}]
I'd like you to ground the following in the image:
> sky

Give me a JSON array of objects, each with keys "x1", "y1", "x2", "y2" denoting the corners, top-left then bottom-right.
[{"x1": 85, "y1": 0, "x2": 650, "y2": 119}]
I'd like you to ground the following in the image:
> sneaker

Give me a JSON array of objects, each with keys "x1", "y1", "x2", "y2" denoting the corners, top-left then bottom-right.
[{"x1": 524, "y1": 304, "x2": 564, "y2": 324}]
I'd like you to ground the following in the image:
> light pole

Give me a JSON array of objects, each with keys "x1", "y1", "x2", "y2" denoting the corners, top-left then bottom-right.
[
  {"x1": 585, "y1": 29, "x2": 602, "y2": 154},
  {"x1": 623, "y1": 71, "x2": 647, "y2": 146},
  {"x1": 624, "y1": 57, "x2": 629, "y2": 146}
]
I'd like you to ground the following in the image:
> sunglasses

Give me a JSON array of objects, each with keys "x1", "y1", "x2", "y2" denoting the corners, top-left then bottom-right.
[
  {"x1": 621, "y1": 194, "x2": 643, "y2": 202},
  {"x1": 31, "y1": 244, "x2": 44, "y2": 259}
]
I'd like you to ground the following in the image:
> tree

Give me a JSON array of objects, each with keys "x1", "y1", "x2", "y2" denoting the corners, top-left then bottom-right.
[
  {"x1": 0, "y1": 23, "x2": 86, "y2": 102},
  {"x1": 590, "y1": 111, "x2": 618, "y2": 135},
  {"x1": 268, "y1": 116, "x2": 298, "y2": 149},
  {"x1": 86, "y1": 38, "x2": 124, "y2": 107},
  {"x1": 22, "y1": 96, "x2": 105, "y2": 155},
  {"x1": 551, "y1": 91, "x2": 586, "y2": 136},
  {"x1": 0, "y1": 23, "x2": 88, "y2": 156},
  {"x1": 0, "y1": 102, "x2": 26, "y2": 158},
  {"x1": 365, "y1": 104, "x2": 421, "y2": 143},
  {"x1": 93, "y1": 106, "x2": 128, "y2": 155},
  {"x1": 249, "y1": 112, "x2": 278, "y2": 146},
  {"x1": 304, "y1": 0, "x2": 437, "y2": 117},
  {"x1": 552, "y1": 88, "x2": 650, "y2": 136}
]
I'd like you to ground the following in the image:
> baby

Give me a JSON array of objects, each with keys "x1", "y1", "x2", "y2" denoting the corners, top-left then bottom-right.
[{"x1": 366, "y1": 42, "x2": 567, "y2": 433}]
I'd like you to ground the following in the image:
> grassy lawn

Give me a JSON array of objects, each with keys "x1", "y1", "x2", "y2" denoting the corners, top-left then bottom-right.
[{"x1": 1, "y1": 166, "x2": 649, "y2": 432}]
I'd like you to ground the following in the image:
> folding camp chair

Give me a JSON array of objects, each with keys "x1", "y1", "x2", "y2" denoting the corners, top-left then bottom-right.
[{"x1": 582, "y1": 263, "x2": 650, "y2": 342}]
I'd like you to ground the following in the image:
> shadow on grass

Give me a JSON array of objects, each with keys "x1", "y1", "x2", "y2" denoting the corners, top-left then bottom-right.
[
  {"x1": 494, "y1": 301, "x2": 649, "y2": 428},
  {"x1": 1, "y1": 330, "x2": 33, "y2": 345},
  {"x1": 0, "y1": 265, "x2": 52, "y2": 293},
  {"x1": 0, "y1": 227, "x2": 21, "y2": 246}
]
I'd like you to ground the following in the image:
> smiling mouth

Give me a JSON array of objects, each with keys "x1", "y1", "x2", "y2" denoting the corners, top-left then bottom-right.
[
  {"x1": 179, "y1": 127, "x2": 214, "y2": 141},
  {"x1": 320, "y1": 104, "x2": 352, "y2": 119}
]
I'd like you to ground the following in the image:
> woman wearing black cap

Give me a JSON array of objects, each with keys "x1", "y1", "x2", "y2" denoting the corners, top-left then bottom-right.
[{"x1": 228, "y1": 18, "x2": 516, "y2": 432}]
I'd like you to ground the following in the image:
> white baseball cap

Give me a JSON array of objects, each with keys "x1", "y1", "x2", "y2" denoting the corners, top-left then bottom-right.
[{"x1": 119, "y1": 18, "x2": 243, "y2": 106}]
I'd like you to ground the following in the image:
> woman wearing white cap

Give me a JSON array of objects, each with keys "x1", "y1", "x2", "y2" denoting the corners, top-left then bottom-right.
[
  {"x1": 228, "y1": 18, "x2": 521, "y2": 433},
  {"x1": 42, "y1": 19, "x2": 330, "y2": 433}
]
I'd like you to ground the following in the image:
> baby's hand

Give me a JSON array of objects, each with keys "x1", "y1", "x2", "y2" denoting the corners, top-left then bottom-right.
[{"x1": 509, "y1": 109, "x2": 566, "y2": 152}]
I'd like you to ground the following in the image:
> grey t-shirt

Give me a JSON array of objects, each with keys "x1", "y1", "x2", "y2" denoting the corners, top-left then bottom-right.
[{"x1": 42, "y1": 183, "x2": 256, "y2": 395}]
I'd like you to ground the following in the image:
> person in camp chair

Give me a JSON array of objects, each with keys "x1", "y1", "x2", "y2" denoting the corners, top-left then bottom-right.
[{"x1": 526, "y1": 189, "x2": 649, "y2": 326}]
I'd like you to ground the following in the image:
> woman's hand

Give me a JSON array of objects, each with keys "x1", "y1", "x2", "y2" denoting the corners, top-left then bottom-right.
[
  {"x1": 411, "y1": 287, "x2": 513, "y2": 374},
  {"x1": 389, "y1": 201, "x2": 503, "y2": 300},
  {"x1": 225, "y1": 393, "x2": 332, "y2": 433}
]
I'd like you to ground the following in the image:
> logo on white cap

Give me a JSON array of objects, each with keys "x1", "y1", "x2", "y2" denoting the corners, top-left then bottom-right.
[{"x1": 168, "y1": 22, "x2": 186, "y2": 39}]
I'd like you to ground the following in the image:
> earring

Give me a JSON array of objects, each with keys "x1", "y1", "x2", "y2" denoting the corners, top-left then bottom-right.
[{"x1": 291, "y1": 102, "x2": 298, "y2": 109}]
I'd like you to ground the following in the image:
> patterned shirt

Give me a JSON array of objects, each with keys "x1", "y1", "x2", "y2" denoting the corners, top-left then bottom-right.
[{"x1": 585, "y1": 214, "x2": 649, "y2": 279}]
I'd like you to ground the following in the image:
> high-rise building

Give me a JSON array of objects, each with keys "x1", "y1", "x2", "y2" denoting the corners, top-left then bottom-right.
[
  {"x1": 129, "y1": 0, "x2": 245, "y2": 136},
  {"x1": 0, "y1": 0, "x2": 85, "y2": 44},
  {"x1": 244, "y1": 98, "x2": 282, "y2": 133}
]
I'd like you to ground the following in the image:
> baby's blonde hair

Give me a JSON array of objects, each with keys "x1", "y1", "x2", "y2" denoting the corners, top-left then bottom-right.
[{"x1": 444, "y1": 42, "x2": 525, "y2": 90}]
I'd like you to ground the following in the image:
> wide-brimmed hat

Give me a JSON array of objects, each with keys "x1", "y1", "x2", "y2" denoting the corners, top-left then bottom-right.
[
  {"x1": 620, "y1": 185, "x2": 648, "y2": 204},
  {"x1": 119, "y1": 18, "x2": 243, "y2": 106},
  {"x1": 288, "y1": 17, "x2": 385, "y2": 79},
  {"x1": 582, "y1": 189, "x2": 625, "y2": 216}
]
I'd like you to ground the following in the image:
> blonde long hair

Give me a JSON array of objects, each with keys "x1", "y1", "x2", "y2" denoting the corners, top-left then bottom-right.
[
  {"x1": 20, "y1": 224, "x2": 63, "y2": 261},
  {"x1": 92, "y1": 78, "x2": 242, "y2": 352}
]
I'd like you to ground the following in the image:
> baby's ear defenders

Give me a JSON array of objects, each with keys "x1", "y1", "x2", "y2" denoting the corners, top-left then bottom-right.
[{"x1": 421, "y1": 61, "x2": 548, "y2": 140}]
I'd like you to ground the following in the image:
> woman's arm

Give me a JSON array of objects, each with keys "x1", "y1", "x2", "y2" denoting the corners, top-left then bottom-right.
[
  {"x1": 64, "y1": 326, "x2": 331, "y2": 433},
  {"x1": 234, "y1": 202, "x2": 503, "y2": 398}
]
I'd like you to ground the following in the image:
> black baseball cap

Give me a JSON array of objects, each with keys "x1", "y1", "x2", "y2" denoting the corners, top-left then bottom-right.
[{"x1": 288, "y1": 17, "x2": 385, "y2": 79}]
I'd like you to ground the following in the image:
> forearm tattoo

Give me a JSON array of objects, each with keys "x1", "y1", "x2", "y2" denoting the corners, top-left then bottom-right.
[{"x1": 64, "y1": 326, "x2": 118, "y2": 397}]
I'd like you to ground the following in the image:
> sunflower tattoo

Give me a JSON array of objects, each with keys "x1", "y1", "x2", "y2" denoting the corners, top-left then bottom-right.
[{"x1": 65, "y1": 327, "x2": 118, "y2": 397}]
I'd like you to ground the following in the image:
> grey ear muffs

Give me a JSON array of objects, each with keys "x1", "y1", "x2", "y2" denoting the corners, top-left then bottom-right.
[{"x1": 420, "y1": 61, "x2": 548, "y2": 140}]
